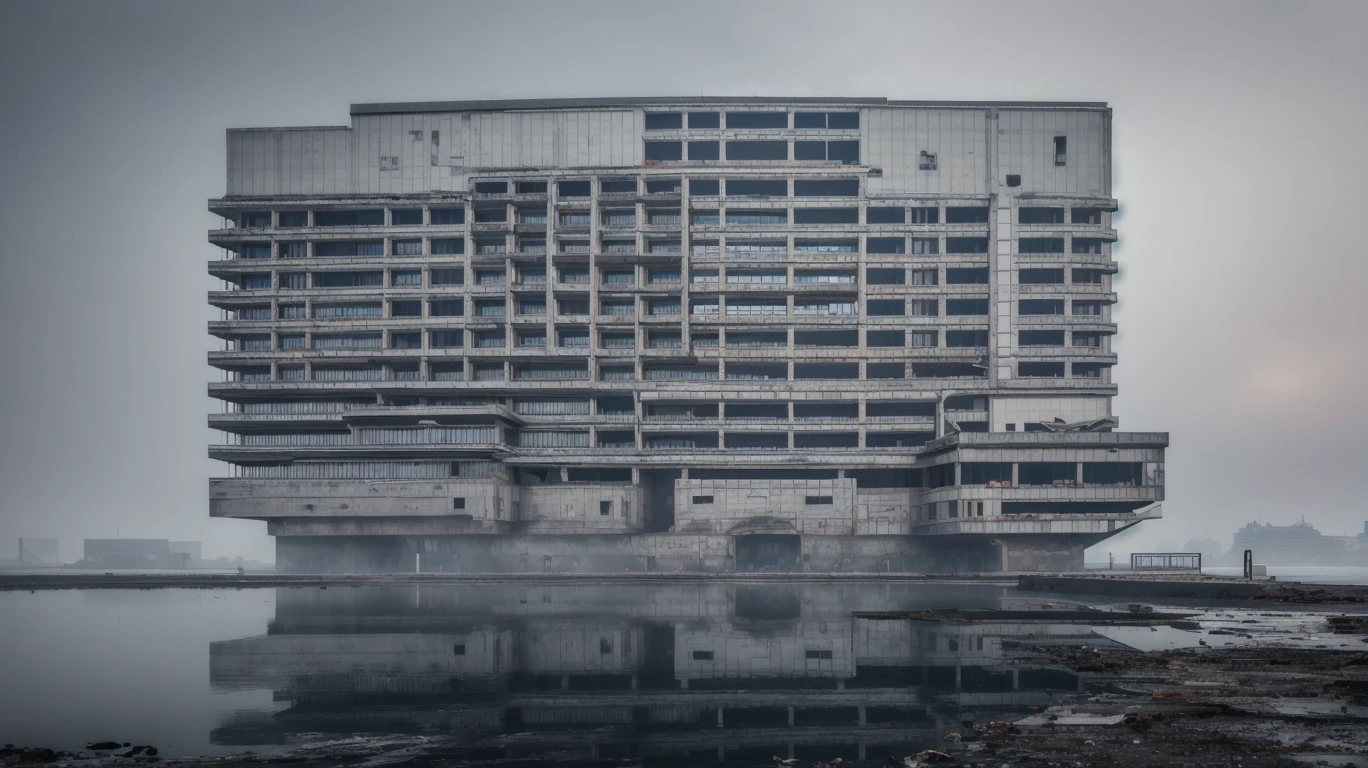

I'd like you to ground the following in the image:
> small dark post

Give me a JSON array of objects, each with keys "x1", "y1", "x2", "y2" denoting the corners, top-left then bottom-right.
[{"x1": 1243, "y1": 549, "x2": 1253, "y2": 580}]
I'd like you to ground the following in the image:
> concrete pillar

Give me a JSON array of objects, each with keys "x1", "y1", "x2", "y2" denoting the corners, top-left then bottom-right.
[
  {"x1": 679, "y1": 677, "x2": 689, "y2": 689},
  {"x1": 1012, "y1": 668, "x2": 1020, "y2": 690},
  {"x1": 560, "y1": 676, "x2": 569, "y2": 690},
  {"x1": 858, "y1": 705, "x2": 867, "y2": 725},
  {"x1": 787, "y1": 707, "x2": 795, "y2": 726},
  {"x1": 717, "y1": 708, "x2": 724, "y2": 728},
  {"x1": 954, "y1": 665, "x2": 962, "y2": 689}
]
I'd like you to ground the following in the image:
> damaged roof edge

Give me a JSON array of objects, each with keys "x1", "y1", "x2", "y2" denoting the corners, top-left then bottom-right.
[{"x1": 350, "y1": 97, "x2": 1108, "y2": 116}]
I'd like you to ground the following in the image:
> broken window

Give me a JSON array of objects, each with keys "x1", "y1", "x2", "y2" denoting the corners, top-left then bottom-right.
[
  {"x1": 805, "y1": 495, "x2": 834, "y2": 505},
  {"x1": 911, "y1": 207, "x2": 939, "y2": 224},
  {"x1": 946, "y1": 298, "x2": 989, "y2": 315},
  {"x1": 1071, "y1": 207, "x2": 1104, "y2": 225},
  {"x1": 727, "y1": 178, "x2": 787, "y2": 196},
  {"x1": 692, "y1": 495, "x2": 714, "y2": 505},
  {"x1": 1019, "y1": 207, "x2": 1065, "y2": 224},
  {"x1": 726, "y1": 111, "x2": 787, "y2": 129},
  {"x1": 645, "y1": 178, "x2": 681, "y2": 194},
  {"x1": 690, "y1": 178, "x2": 720, "y2": 196},
  {"x1": 688, "y1": 140, "x2": 720, "y2": 160},
  {"x1": 1072, "y1": 332, "x2": 1101, "y2": 348},
  {"x1": 645, "y1": 112, "x2": 683, "y2": 131},
  {"x1": 1053, "y1": 136, "x2": 1067, "y2": 166},
  {"x1": 868, "y1": 330, "x2": 905, "y2": 347},
  {"x1": 794, "y1": 178, "x2": 859, "y2": 197},
  {"x1": 946, "y1": 329, "x2": 988, "y2": 347},
  {"x1": 1019, "y1": 299, "x2": 1065, "y2": 315},
  {"x1": 692, "y1": 650, "x2": 714, "y2": 661},
  {"x1": 918, "y1": 151, "x2": 938, "y2": 171},
  {"x1": 867, "y1": 206, "x2": 904, "y2": 224},
  {"x1": 866, "y1": 268, "x2": 904, "y2": 285},
  {"x1": 726, "y1": 140, "x2": 787, "y2": 161},
  {"x1": 1019, "y1": 330, "x2": 1065, "y2": 346},
  {"x1": 946, "y1": 267, "x2": 989, "y2": 284},
  {"x1": 645, "y1": 141, "x2": 682, "y2": 162},
  {"x1": 1006, "y1": 174, "x2": 1021, "y2": 187},
  {"x1": 599, "y1": 501, "x2": 613, "y2": 516},
  {"x1": 1019, "y1": 268, "x2": 1065, "y2": 284}
]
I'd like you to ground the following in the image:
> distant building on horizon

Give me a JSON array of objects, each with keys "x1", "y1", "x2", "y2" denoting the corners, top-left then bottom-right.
[
  {"x1": 170, "y1": 541, "x2": 203, "y2": 561},
  {"x1": 1232, "y1": 521, "x2": 1360, "y2": 565},
  {"x1": 81, "y1": 539, "x2": 190, "y2": 569},
  {"x1": 18, "y1": 538, "x2": 60, "y2": 565}
]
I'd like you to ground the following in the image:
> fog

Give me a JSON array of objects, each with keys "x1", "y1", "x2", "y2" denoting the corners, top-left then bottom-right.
[{"x1": 0, "y1": 1, "x2": 1364, "y2": 562}]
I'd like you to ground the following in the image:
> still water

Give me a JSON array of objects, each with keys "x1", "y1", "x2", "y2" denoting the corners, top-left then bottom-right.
[{"x1": 0, "y1": 583, "x2": 1087, "y2": 761}]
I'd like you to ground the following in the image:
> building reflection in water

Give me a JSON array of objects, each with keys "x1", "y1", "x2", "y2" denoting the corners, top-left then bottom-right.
[{"x1": 210, "y1": 583, "x2": 1090, "y2": 762}]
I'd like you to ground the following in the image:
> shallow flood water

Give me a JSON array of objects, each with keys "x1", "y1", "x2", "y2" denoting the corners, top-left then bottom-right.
[{"x1": 0, "y1": 582, "x2": 1102, "y2": 760}]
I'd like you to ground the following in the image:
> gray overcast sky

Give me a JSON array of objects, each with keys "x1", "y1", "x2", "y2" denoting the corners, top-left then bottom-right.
[{"x1": 1, "y1": 0, "x2": 1365, "y2": 562}]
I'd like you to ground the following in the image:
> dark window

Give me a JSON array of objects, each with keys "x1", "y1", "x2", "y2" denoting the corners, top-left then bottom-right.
[
  {"x1": 1073, "y1": 268, "x2": 1105, "y2": 284},
  {"x1": 645, "y1": 178, "x2": 681, "y2": 193},
  {"x1": 867, "y1": 363, "x2": 904, "y2": 380},
  {"x1": 726, "y1": 140, "x2": 787, "y2": 161},
  {"x1": 431, "y1": 207, "x2": 465, "y2": 225},
  {"x1": 432, "y1": 238, "x2": 464, "y2": 255},
  {"x1": 867, "y1": 330, "x2": 905, "y2": 347},
  {"x1": 453, "y1": 644, "x2": 466, "y2": 656},
  {"x1": 645, "y1": 141, "x2": 682, "y2": 162},
  {"x1": 946, "y1": 237, "x2": 988, "y2": 254},
  {"x1": 918, "y1": 150, "x2": 938, "y2": 171},
  {"x1": 692, "y1": 495, "x2": 714, "y2": 504},
  {"x1": 946, "y1": 329, "x2": 988, "y2": 347},
  {"x1": 278, "y1": 211, "x2": 308, "y2": 227},
  {"x1": 793, "y1": 178, "x2": 859, "y2": 197},
  {"x1": 558, "y1": 180, "x2": 591, "y2": 198},
  {"x1": 474, "y1": 181, "x2": 507, "y2": 194},
  {"x1": 688, "y1": 111, "x2": 720, "y2": 129},
  {"x1": 688, "y1": 141, "x2": 720, "y2": 160},
  {"x1": 1071, "y1": 207, "x2": 1104, "y2": 225},
  {"x1": 644, "y1": 112, "x2": 683, "y2": 130},
  {"x1": 1019, "y1": 268, "x2": 1065, "y2": 284},
  {"x1": 910, "y1": 238, "x2": 939, "y2": 254},
  {"x1": 805, "y1": 495, "x2": 834, "y2": 505},
  {"x1": 452, "y1": 498, "x2": 466, "y2": 510},
  {"x1": 1019, "y1": 461, "x2": 1075, "y2": 485},
  {"x1": 946, "y1": 298, "x2": 988, "y2": 315},
  {"x1": 1019, "y1": 362, "x2": 1066, "y2": 378},
  {"x1": 794, "y1": 112, "x2": 826, "y2": 129},
  {"x1": 1020, "y1": 237, "x2": 1065, "y2": 254},
  {"x1": 1083, "y1": 463, "x2": 1143, "y2": 485},
  {"x1": 690, "y1": 178, "x2": 720, "y2": 196},
  {"x1": 828, "y1": 112, "x2": 858, "y2": 129},
  {"x1": 315, "y1": 209, "x2": 384, "y2": 227},
  {"x1": 1019, "y1": 330, "x2": 1065, "y2": 346},
  {"x1": 727, "y1": 178, "x2": 787, "y2": 196},
  {"x1": 1019, "y1": 207, "x2": 1064, "y2": 224},
  {"x1": 391, "y1": 208, "x2": 423, "y2": 225},
  {"x1": 805, "y1": 649, "x2": 834, "y2": 661},
  {"x1": 727, "y1": 111, "x2": 787, "y2": 129},
  {"x1": 866, "y1": 237, "x2": 904, "y2": 254},
  {"x1": 794, "y1": 140, "x2": 826, "y2": 161},
  {"x1": 692, "y1": 651, "x2": 714, "y2": 661},
  {"x1": 240, "y1": 211, "x2": 271, "y2": 228},
  {"x1": 431, "y1": 268, "x2": 463, "y2": 285},
  {"x1": 867, "y1": 299, "x2": 905, "y2": 316},
  {"x1": 391, "y1": 300, "x2": 422, "y2": 317},
  {"x1": 1054, "y1": 136, "x2": 1067, "y2": 166},
  {"x1": 515, "y1": 181, "x2": 548, "y2": 194},
  {"x1": 429, "y1": 299, "x2": 464, "y2": 317},
  {"x1": 867, "y1": 206, "x2": 904, "y2": 224},
  {"x1": 390, "y1": 331, "x2": 421, "y2": 349},
  {"x1": 866, "y1": 268, "x2": 904, "y2": 285},
  {"x1": 945, "y1": 206, "x2": 990, "y2": 224},
  {"x1": 430, "y1": 330, "x2": 464, "y2": 348},
  {"x1": 1019, "y1": 299, "x2": 1065, "y2": 315},
  {"x1": 794, "y1": 207, "x2": 858, "y2": 224},
  {"x1": 962, "y1": 462, "x2": 1013, "y2": 484},
  {"x1": 945, "y1": 267, "x2": 988, "y2": 284},
  {"x1": 1006, "y1": 174, "x2": 1021, "y2": 187},
  {"x1": 599, "y1": 500, "x2": 613, "y2": 516},
  {"x1": 1073, "y1": 238, "x2": 1105, "y2": 254},
  {"x1": 1073, "y1": 362, "x2": 1105, "y2": 378},
  {"x1": 827, "y1": 140, "x2": 859, "y2": 164}
]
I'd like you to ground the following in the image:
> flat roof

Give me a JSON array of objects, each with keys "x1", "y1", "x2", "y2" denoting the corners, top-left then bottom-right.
[{"x1": 351, "y1": 96, "x2": 1108, "y2": 116}]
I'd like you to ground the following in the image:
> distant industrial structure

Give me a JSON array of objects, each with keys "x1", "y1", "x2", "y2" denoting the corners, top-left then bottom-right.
[
  {"x1": 79, "y1": 539, "x2": 194, "y2": 569},
  {"x1": 1229, "y1": 521, "x2": 1367, "y2": 566},
  {"x1": 18, "y1": 538, "x2": 60, "y2": 566},
  {"x1": 207, "y1": 96, "x2": 1168, "y2": 574}
]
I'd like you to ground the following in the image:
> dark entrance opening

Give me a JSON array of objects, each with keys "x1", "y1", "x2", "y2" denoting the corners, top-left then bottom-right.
[{"x1": 735, "y1": 534, "x2": 800, "y2": 572}]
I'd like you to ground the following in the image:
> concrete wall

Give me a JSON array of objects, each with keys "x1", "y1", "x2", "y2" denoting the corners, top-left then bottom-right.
[
  {"x1": 210, "y1": 478, "x2": 512, "y2": 521},
  {"x1": 518, "y1": 484, "x2": 644, "y2": 533},
  {"x1": 990, "y1": 396, "x2": 1111, "y2": 432},
  {"x1": 674, "y1": 479, "x2": 857, "y2": 535}
]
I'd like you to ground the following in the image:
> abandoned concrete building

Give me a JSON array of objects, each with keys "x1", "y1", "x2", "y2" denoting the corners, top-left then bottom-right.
[{"x1": 207, "y1": 97, "x2": 1168, "y2": 573}]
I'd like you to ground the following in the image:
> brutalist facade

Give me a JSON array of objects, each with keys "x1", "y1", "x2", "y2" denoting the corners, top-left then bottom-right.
[{"x1": 207, "y1": 97, "x2": 1167, "y2": 573}]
